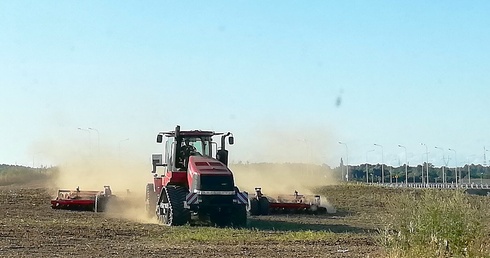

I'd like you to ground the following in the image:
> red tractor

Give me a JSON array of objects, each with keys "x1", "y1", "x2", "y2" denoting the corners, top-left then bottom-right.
[{"x1": 146, "y1": 125, "x2": 248, "y2": 227}]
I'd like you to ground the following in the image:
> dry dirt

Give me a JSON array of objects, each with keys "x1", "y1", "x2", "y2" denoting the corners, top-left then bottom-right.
[{"x1": 0, "y1": 183, "x2": 384, "y2": 258}]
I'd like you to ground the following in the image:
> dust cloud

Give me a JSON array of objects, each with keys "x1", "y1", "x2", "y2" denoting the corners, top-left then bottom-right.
[
  {"x1": 230, "y1": 123, "x2": 339, "y2": 212},
  {"x1": 39, "y1": 142, "x2": 156, "y2": 224},
  {"x1": 35, "y1": 122, "x2": 339, "y2": 220},
  {"x1": 319, "y1": 195, "x2": 337, "y2": 214},
  {"x1": 231, "y1": 163, "x2": 337, "y2": 213},
  {"x1": 231, "y1": 123, "x2": 338, "y2": 193},
  {"x1": 231, "y1": 163, "x2": 336, "y2": 195},
  {"x1": 236, "y1": 123, "x2": 336, "y2": 164}
]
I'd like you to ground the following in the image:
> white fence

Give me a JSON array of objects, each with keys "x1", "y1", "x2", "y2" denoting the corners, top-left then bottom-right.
[{"x1": 370, "y1": 182, "x2": 490, "y2": 190}]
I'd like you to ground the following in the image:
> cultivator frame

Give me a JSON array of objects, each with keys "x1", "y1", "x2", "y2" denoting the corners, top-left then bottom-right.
[
  {"x1": 51, "y1": 186, "x2": 114, "y2": 212},
  {"x1": 248, "y1": 187, "x2": 327, "y2": 215}
]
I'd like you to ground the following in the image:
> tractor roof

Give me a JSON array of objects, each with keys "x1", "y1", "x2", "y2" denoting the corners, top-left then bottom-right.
[{"x1": 160, "y1": 130, "x2": 224, "y2": 138}]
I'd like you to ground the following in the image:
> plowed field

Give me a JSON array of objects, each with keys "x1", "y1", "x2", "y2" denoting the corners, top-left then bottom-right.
[{"x1": 0, "y1": 184, "x2": 388, "y2": 257}]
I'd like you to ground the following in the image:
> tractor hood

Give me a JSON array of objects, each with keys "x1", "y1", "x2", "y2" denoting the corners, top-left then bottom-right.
[
  {"x1": 187, "y1": 156, "x2": 235, "y2": 193},
  {"x1": 187, "y1": 156, "x2": 232, "y2": 176}
]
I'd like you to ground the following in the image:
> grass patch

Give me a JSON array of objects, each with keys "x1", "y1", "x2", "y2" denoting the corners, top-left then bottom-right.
[
  {"x1": 146, "y1": 225, "x2": 340, "y2": 244},
  {"x1": 380, "y1": 190, "x2": 490, "y2": 257}
]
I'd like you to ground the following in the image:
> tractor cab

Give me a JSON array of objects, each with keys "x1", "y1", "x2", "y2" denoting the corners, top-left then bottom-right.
[
  {"x1": 152, "y1": 126, "x2": 234, "y2": 174},
  {"x1": 169, "y1": 135, "x2": 211, "y2": 171}
]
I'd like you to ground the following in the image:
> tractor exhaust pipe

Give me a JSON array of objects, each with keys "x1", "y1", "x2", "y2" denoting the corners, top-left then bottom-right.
[
  {"x1": 173, "y1": 125, "x2": 181, "y2": 166},
  {"x1": 217, "y1": 132, "x2": 233, "y2": 166},
  {"x1": 220, "y1": 132, "x2": 231, "y2": 150},
  {"x1": 175, "y1": 125, "x2": 180, "y2": 138}
]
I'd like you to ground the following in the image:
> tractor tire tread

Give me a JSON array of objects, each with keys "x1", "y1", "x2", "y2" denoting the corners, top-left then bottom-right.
[
  {"x1": 166, "y1": 185, "x2": 190, "y2": 226},
  {"x1": 231, "y1": 205, "x2": 247, "y2": 228}
]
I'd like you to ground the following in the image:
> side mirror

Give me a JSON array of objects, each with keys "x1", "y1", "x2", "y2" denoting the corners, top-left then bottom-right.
[
  {"x1": 152, "y1": 154, "x2": 163, "y2": 166},
  {"x1": 151, "y1": 154, "x2": 164, "y2": 173},
  {"x1": 156, "y1": 134, "x2": 163, "y2": 143},
  {"x1": 228, "y1": 136, "x2": 234, "y2": 145}
]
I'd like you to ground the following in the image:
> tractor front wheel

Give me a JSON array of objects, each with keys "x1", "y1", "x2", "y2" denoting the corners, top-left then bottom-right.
[{"x1": 232, "y1": 205, "x2": 247, "y2": 228}]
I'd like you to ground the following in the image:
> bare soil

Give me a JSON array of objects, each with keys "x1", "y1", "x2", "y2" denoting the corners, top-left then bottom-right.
[{"x1": 0, "y1": 184, "x2": 383, "y2": 258}]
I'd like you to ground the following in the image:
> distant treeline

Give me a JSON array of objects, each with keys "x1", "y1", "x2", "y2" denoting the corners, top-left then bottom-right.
[
  {"x1": 230, "y1": 161, "x2": 490, "y2": 184},
  {"x1": 0, "y1": 164, "x2": 58, "y2": 186}
]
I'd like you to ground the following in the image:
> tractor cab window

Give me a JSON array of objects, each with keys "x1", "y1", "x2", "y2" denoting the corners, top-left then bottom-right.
[
  {"x1": 200, "y1": 137, "x2": 212, "y2": 157},
  {"x1": 181, "y1": 138, "x2": 201, "y2": 155},
  {"x1": 177, "y1": 137, "x2": 213, "y2": 169},
  {"x1": 178, "y1": 137, "x2": 202, "y2": 169},
  {"x1": 175, "y1": 136, "x2": 214, "y2": 170},
  {"x1": 181, "y1": 137, "x2": 212, "y2": 156}
]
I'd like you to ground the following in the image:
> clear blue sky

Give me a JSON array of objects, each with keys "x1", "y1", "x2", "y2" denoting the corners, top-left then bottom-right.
[{"x1": 1, "y1": 1, "x2": 490, "y2": 168}]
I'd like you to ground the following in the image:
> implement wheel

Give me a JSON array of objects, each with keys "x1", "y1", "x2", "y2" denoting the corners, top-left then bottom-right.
[
  {"x1": 145, "y1": 183, "x2": 157, "y2": 218},
  {"x1": 249, "y1": 198, "x2": 259, "y2": 215},
  {"x1": 258, "y1": 197, "x2": 270, "y2": 215},
  {"x1": 94, "y1": 195, "x2": 108, "y2": 212}
]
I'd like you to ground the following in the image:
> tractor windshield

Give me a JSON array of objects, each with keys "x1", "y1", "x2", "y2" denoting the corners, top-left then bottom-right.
[{"x1": 183, "y1": 137, "x2": 212, "y2": 157}]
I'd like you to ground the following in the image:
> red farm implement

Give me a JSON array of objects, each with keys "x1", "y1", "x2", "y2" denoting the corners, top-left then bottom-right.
[
  {"x1": 51, "y1": 186, "x2": 115, "y2": 212},
  {"x1": 249, "y1": 187, "x2": 327, "y2": 215}
]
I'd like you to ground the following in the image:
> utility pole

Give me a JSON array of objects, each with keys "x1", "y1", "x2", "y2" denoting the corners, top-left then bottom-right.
[
  {"x1": 421, "y1": 143, "x2": 429, "y2": 185},
  {"x1": 484, "y1": 147, "x2": 487, "y2": 167},
  {"x1": 366, "y1": 149, "x2": 374, "y2": 184},
  {"x1": 484, "y1": 147, "x2": 488, "y2": 186},
  {"x1": 435, "y1": 146, "x2": 445, "y2": 184},
  {"x1": 374, "y1": 144, "x2": 384, "y2": 184},
  {"x1": 449, "y1": 148, "x2": 458, "y2": 187},
  {"x1": 398, "y1": 145, "x2": 408, "y2": 184},
  {"x1": 339, "y1": 142, "x2": 349, "y2": 182}
]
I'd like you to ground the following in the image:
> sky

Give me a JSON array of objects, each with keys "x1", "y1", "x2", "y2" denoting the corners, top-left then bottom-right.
[{"x1": 1, "y1": 1, "x2": 490, "y2": 168}]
